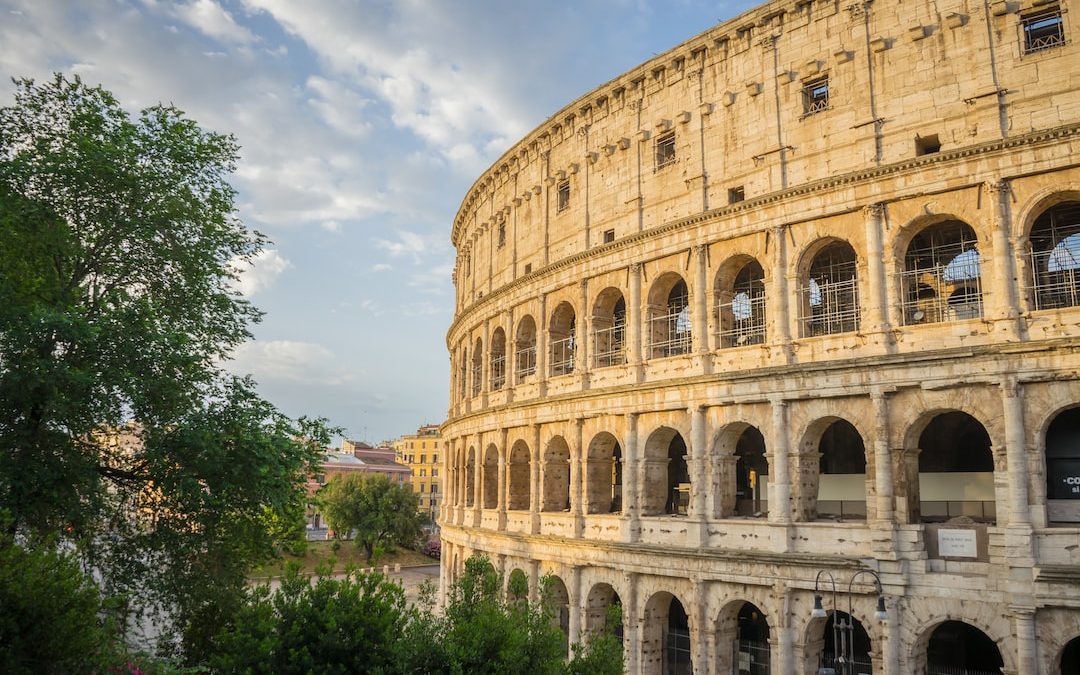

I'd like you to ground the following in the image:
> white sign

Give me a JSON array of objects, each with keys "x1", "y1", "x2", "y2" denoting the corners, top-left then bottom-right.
[{"x1": 938, "y1": 528, "x2": 978, "y2": 558}]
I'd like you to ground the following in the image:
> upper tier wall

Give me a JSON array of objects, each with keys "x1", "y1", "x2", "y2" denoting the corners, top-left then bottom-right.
[{"x1": 450, "y1": 0, "x2": 1079, "y2": 314}]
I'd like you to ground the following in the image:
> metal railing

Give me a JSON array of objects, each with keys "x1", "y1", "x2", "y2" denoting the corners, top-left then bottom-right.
[
  {"x1": 592, "y1": 323, "x2": 626, "y2": 368},
  {"x1": 470, "y1": 361, "x2": 482, "y2": 397},
  {"x1": 1023, "y1": 11, "x2": 1064, "y2": 54},
  {"x1": 549, "y1": 335, "x2": 575, "y2": 376},
  {"x1": 899, "y1": 250, "x2": 983, "y2": 325},
  {"x1": 490, "y1": 354, "x2": 505, "y2": 390},
  {"x1": 735, "y1": 638, "x2": 771, "y2": 675},
  {"x1": 1028, "y1": 247, "x2": 1080, "y2": 310},
  {"x1": 800, "y1": 277, "x2": 860, "y2": 336},
  {"x1": 919, "y1": 500, "x2": 996, "y2": 522},
  {"x1": 816, "y1": 500, "x2": 868, "y2": 520},
  {"x1": 719, "y1": 294, "x2": 767, "y2": 348},
  {"x1": 515, "y1": 345, "x2": 536, "y2": 381},
  {"x1": 649, "y1": 308, "x2": 692, "y2": 358}
]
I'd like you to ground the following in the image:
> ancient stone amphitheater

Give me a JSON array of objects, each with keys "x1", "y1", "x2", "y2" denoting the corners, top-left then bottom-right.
[{"x1": 439, "y1": 1, "x2": 1080, "y2": 673}]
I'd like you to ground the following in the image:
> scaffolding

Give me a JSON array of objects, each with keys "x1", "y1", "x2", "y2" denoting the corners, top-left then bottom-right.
[
  {"x1": 799, "y1": 243, "x2": 860, "y2": 337},
  {"x1": 515, "y1": 344, "x2": 536, "y2": 381},
  {"x1": 592, "y1": 300, "x2": 626, "y2": 368},
  {"x1": 490, "y1": 353, "x2": 506, "y2": 390},
  {"x1": 900, "y1": 222, "x2": 982, "y2": 325},
  {"x1": 549, "y1": 334, "x2": 576, "y2": 376},
  {"x1": 650, "y1": 282, "x2": 692, "y2": 358},
  {"x1": 470, "y1": 348, "x2": 482, "y2": 397},
  {"x1": 718, "y1": 262, "x2": 767, "y2": 348},
  {"x1": 1027, "y1": 201, "x2": 1080, "y2": 311}
]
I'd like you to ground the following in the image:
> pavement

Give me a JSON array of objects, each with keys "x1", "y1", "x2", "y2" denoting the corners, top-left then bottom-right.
[{"x1": 258, "y1": 564, "x2": 441, "y2": 607}]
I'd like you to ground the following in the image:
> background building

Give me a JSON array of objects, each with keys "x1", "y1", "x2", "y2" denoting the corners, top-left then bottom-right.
[
  {"x1": 306, "y1": 440, "x2": 410, "y2": 530},
  {"x1": 393, "y1": 424, "x2": 444, "y2": 522},
  {"x1": 441, "y1": 1, "x2": 1080, "y2": 674}
]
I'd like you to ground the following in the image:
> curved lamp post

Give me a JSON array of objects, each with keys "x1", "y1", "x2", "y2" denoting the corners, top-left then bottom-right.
[{"x1": 812, "y1": 569, "x2": 888, "y2": 675}]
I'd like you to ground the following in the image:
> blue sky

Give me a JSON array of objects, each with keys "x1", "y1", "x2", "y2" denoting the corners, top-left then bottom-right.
[{"x1": 0, "y1": 0, "x2": 756, "y2": 443}]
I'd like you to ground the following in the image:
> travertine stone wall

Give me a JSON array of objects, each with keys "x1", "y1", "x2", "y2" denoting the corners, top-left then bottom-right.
[{"x1": 441, "y1": 1, "x2": 1080, "y2": 673}]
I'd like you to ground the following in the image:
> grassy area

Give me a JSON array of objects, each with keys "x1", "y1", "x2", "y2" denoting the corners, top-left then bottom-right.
[{"x1": 252, "y1": 540, "x2": 436, "y2": 579}]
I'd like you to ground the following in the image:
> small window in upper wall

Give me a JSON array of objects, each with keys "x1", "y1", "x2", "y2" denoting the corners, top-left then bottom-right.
[
  {"x1": 524, "y1": 263, "x2": 532, "y2": 275},
  {"x1": 603, "y1": 228, "x2": 615, "y2": 243},
  {"x1": 916, "y1": 134, "x2": 941, "y2": 156},
  {"x1": 655, "y1": 130, "x2": 676, "y2": 169},
  {"x1": 497, "y1": 222, "x2": 506, "y2": 248},
  {"x1": 1022, "y1": 8, "x2": 1065, "y2": 53},
  {"x1": 802, "y1": 76, "x2": 829, "y2": 116},
  {"x1": 557, "y1": 179, "x2": 570, "y2": 212},
  {"x1": 728, "y1": 186, "x2": 745, "y2": 204}
]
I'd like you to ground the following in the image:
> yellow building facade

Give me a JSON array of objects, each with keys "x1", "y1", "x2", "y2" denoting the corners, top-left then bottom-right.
[
  {"x1": 441, "y1": 1, "x2": 1080, "y2": 673},
  {"x1": 394, "y1": 424, "x2": 443, "y2": 520}
]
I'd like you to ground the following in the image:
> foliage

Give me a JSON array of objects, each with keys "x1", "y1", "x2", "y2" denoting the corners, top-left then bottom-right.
[
  {"x1": 0, "y1": 529, "x2": 122, "y2": 674},
  {"x1": 318, "y1": 473, "x2": 423, "y2": 559},
  {"x1": 211, "y1": 566, "x2": 410, "y2": 674},
  {"x1": 421, "y1": 536, "x2": 441, "y2": 559},
  {"x1": 0, "y1": 73, "x2": 332, "y2": 662},
  {"x1": 565, "y1": 604, "x2": 624, "y2": 675}
]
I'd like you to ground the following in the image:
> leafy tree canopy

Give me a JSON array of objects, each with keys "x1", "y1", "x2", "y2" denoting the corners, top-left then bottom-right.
[
  {"x1": 318, "y1": 473, "x2": 423, "y2": 559},
  {"x1": 0, "y1": 73, "x2": 331, "y2": 661}
]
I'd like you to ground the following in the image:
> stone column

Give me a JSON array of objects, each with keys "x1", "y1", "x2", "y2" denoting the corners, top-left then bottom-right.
[
  {"x1": 691, "y1": 579, "x2": 709, "y2": 675},
  {"x1": 481, "y1": 318, "x2": 491, "y2": 407},
  {"x1": 1013, "y1": 607, "x2": 1038, "y2": 675},
  {"x1": 537, "y1": 292, "x2": 549, "y2": 395},
  {"x1": 628, "y1": 262, "x2": 644, "y2": 378},
  {"x1": 472, "y1": 435, "x2": 482, "y2": 527},
  {"x1": 769, "y1": 397, "x2": 792, "y2": 526},
  {"x1": 1002, "y1": 376, "x2": 1032, "y2": 528},
  {"x1": 773, "y1": 585, "x2": 795, "y2": 675},
  {"x1": 693, "y1": 244, "x2": 711, "y2": 359},
  {"x1": 871, "y1": 389, "x2": 895, "y2": 526},
  {"x1": 571, "y1": 417, "x2": 585, "y2": 538},
  {"x1": 882, "y1": 596, "x2": 901, "y2": 675},
  {"x1": 528, "y1": 559, "x2": 541, "y2": 603},
  {"x1": 568, "y1": 566, "x2": 583, "y2": 647},
  {"x1": 498, "y1": 427, "x2": 508, "y2": 531},
  {"x1": 578, "y1": 279, "x2": 590, "y2": 388},
  {"x1": 625, "y1": 412, "x2": 641, "y2": 542},
  {"x1": 769, "y1": 225, "x2": 792, "y2": 364},
  {"x1": 987, "y1": 180, "x2": 1022, "y2": 339},
  {"x1": 863, "y1": 203, "x2": 893, "y2": 338},
  {"x1": 690, "y1": 404, "x2": 709, "y2": 546},
  {"x1": 505, "y1": 307, "x2": 516, "y2": 403},
  {"x1": 624, "y1": 571, "x2": 641, "y2": 675},
  {"x1": 530, "y1": 423, "x2": 542, "y2": 535}
]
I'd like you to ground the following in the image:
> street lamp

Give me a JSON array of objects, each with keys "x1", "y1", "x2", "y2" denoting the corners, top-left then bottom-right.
[{"x1": 812, "y1": 569, "x2": 888, "y2": 675}]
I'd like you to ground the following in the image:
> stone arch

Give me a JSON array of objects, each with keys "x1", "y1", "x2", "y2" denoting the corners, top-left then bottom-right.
[
  {"x1": 713, "y1": 421, "x2": 769, "y2": 519},
  {"x1": 585, "y1": 431, "x2": 623, "y2": 514},
  {"x1": 904, "y1": 410, "x2": 996, "y2": 524},
  {"x1": 489, "y1": 326, "x2": 507, "y2": 390},
  {"x1": 549, "y1": 300, "x2": 577, "y2": 376},
  {"x1": 898, "y1": 218, "x2": 984, "y2": 325},
  {"x1": 646, "y1": 271, "x2": 692, "y2": 358},
  {"x1": 714, "y1": 253, "x2": 767, "y2": 348},
  {"x1": 642, "y1": 426, "x2": 689, "y2": 516},
  {"x1": 801, "y1": 608, "x2": 877, "y2": 675},
  {"x1": 585, "y1": 582, "x2": 623, "y2": 639},
  {"x1": 544, "y1": 574, "x2": 571, "y2": 656},
  {"x1": 1022, "y1": 196, "x2": 1080, "y2": 311},
  {"x1": 515, "y1": 314, "x2": 537, "y2": 381},
  {"x1": 506, "y1": 567, "x2": 528, "y2": 602},
  {"x1": 465, "y1": 445, "x2": 476, "y2": 507},
  {"x1": 542, "y1": 435, "x2": 571, "y2": 512},
  {"x1": 1043, "y1": 405, "x2": 1080, "y2": 524},
  {"x1": 912, "y1": 619, "x2": 1006, "y2": 674},
  {"x1": 797, "y1": 238, "x2": 860, "y2": 337},
  {"x1": 795, "y1": 417, "x2": 868, "y2": 521},
  {"x1": 715, "y1": 598, "x2": 772, "y2": 675},
  {"x1": 507, "y1": 439, "x2": 531, "y2": 511},
  {"x1": 592, "y1": 286, "x2": 627, "y2": 368},
  {"x1": 482, "y1": 443, "x2": 499, "y2": 509},
  {"x1": 1056, "y1": 634, "x2": 1080, "y2": 675},
  {"x1": 641, "y1": 590, "x2": 693, "y2": 675}
]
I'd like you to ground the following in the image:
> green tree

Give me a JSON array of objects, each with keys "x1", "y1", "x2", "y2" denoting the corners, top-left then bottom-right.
[
  {"x1": 0, "y1": 74, "x2": 331, "y2": 662},
  {"x1": 318, "y1": 473, "x2": 423, "y2": 559}
]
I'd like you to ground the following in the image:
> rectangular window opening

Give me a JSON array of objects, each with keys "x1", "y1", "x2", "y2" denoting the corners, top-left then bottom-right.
[
  {"x1": 603, "y1": 228, "x2": 616, "y2": 243},
  {"x1": 802, "y1": 76, "x2": 829, "y2": 116},
  {"x1": 497, "y1": 222, "x2": 506, "y2": 248},
  {"x1": 1023, "y1": 8, "x2": 1065, "y2": 54},
  {"x1": 655, "y1": 130, "x2": 676, "y2": 170},
  {"x1": 524, "y1": 263, "x2": 532, "y2": 275},
  {"x1": 728, "y1": 186, "x2": 745, "y2": 204},
  {"x1": 557, "y1": 179, "x2": 570, "y2": 212},
  {"x1": 916, "y1": 134, "x2": 941, "y2": 156}
]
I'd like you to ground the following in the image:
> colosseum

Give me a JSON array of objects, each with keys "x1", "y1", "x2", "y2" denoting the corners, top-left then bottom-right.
[{"x1": 438, "y1": 1, "x2": 1080, "y2": 673}]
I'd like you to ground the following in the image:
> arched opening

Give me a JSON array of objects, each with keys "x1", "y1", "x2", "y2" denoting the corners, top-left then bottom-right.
[
  {"x1": 916, "y1": 412, "x2": 995, "y2": 523},
  {"x1": 816, "y1": 420, "x2": 868, "y2": 520},
  {"x1": 1060, "y1": 635, "x2": 1080, "y2": 675},
  {"x1": 925, "y1": 621, "x2": 1003, "y2": 674},
  {"x1": 800, "y1": 240, "x2": 860, "y2": 336},
  {"x1": 506, "y1": 568, "x2": 528, "y2": 603},
  {"x1": 718, "y1": 258, "x2": 767, "y2": 348},
  {"x1": 648, "y1": 274, "x2": 692, "y2": 358},
  {"x1": 515, "y1": 315, "x2": 537, "y2": 382},
  {"x1": 666, "y1": 597, "x2": 692, "y2": 675},
  {"x1": 456, "y1": 343, "x2": 467, "y2": 401},
  {"x1": 471, "y1": 337, "x2": 483, "y2": 397},
  {"x1": 642, "y1": 592, "x2": 693, "y2": 675},
  {"x1": 734, "y1": 426, "x2": 769, "y2": 517},
  {"x1": 586, "y1": 432, "x2": 623, "y2": 514},
  {"x1": 901, "y1": 220, "x2": 982, "y2": 325},
  {"x1": 490, "y1": 327, "x2": 506, "y2": 390},
  {"x1": 1027, "y1": 200, "x2": 1080, "y2": 310},
  {"x1": 549, "y1": 301, "x2": 577, "y2": 377},
  {"x1": 546, "y1": 575, "x2": 571, "y2": 657},
  {"x1": 810, "y1": 611, "x2": 873, "y2": 674},
  {"x1": 593, "y1": 287, "x2": 627, "y2": 368},
  {"x1": 507, "y1": 440, "x2": 531, "y2": 511},
  {"x1": 642, "y1": 427, "x2": 690, "y2": 516},
  {"x1": 465, "y1": 446, "x2": 476, "y2": 508},
  {"x1": 585, "y1": 583, "x2": 623, "y2": 641},
  {"x1": 482, "y1": 444, "x2": 499, "y2": 510},
  {"x1": 735, "y1": 602, "x2": 771, "y2": 675},
  {"x1": 1045, "y1": 407, "x2": 1080, "y2": 523},
  {"x1": 542, "y1": 436, "x2": 571, "y2": 512}
]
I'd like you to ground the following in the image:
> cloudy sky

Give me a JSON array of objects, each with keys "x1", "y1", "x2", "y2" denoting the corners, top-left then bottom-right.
[{"x1": 0, "y1": 0, "x2": 755, "y2": 443}]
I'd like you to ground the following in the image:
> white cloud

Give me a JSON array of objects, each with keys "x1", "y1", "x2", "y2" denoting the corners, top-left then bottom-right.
[
  {"x1": 373, "y1": 230, "x2": 445, "y2": 261},
  {"x1": 372, "y1": 263, "x2": 393, "y2": 272},
  {"x1": 174, "y1": 0, "x2": 257, "y2": 45},
  {"x1": 229, "y1": 339, "x2": 351, "y2": 385},
  {"x1": 232, "y1": 249, "x2": 291, "y2": 296},
  {"x1": 306, "y1": 76, "x2": 373, "y2": 139}
]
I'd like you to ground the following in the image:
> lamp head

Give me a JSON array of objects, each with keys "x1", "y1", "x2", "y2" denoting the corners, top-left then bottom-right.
[
  {"x1": 874, "y1": 594, "x2": 888, "y2": 622},
  {"x1": 811, "y1": 593, "x2": 827, "y2": 619}
]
